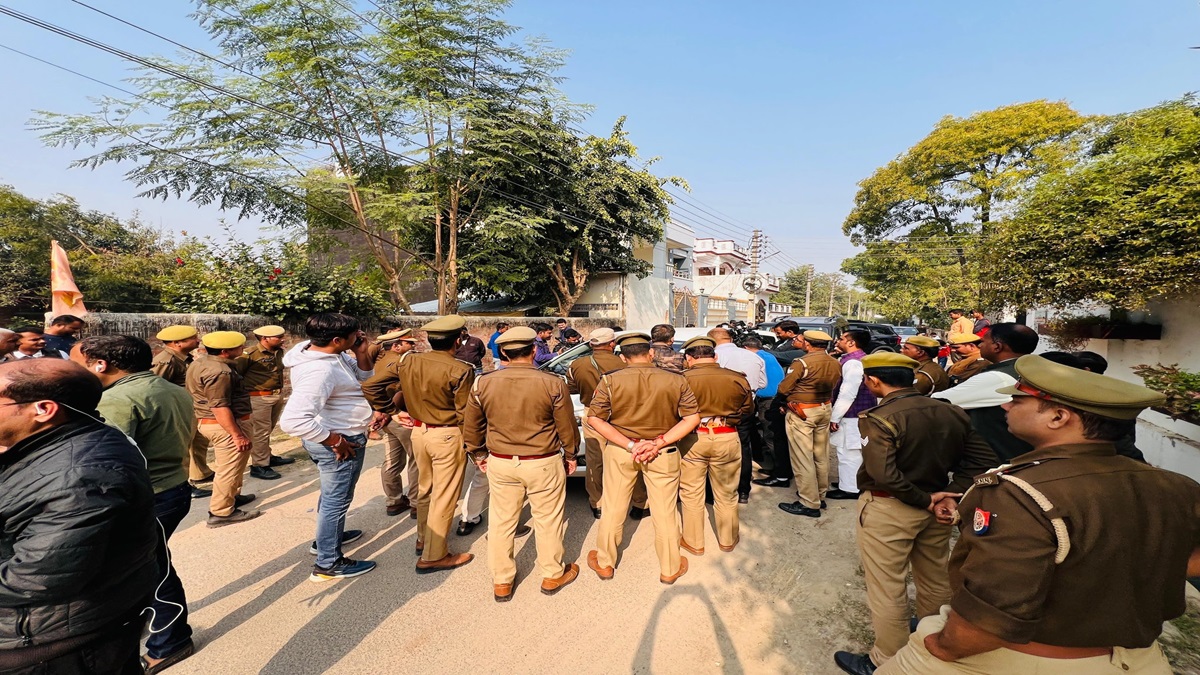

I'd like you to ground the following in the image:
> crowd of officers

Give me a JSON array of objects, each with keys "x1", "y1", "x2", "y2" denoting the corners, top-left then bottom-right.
[{"x1": 3, "y1": 311, "x2": 1196, "y2": 675}]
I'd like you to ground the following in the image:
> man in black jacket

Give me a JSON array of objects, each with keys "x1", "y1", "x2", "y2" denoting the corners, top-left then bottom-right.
[{"x1": 0, "y1": 359, "x2": 157, "y2": 674}]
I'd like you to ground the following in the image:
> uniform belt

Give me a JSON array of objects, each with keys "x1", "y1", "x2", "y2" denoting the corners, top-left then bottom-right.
[
  {"x1": 248, "y1": 389, "x2": 280, "y2": 396},
  {"x1": 696, "y1": 426, "x2": 737, "y2": 434},
  {"x1": 789, "y1": 401, "x2": 829, "y2": 409},
  {"x1": 489, "y1": 451, "x2": 559, "y2": 460},
  {"x1": 199, "y1": 415, "x2": 250, "y2": 424},
  {"x1": 1007, "y1": 643, "x2": 1113, "y2": 659},
  {"x1": 412, "y1": 420, "x2": 455, "y2": 429},
  {"x1": 870, "y1": 490, "x2": 894, "y2": 499}
]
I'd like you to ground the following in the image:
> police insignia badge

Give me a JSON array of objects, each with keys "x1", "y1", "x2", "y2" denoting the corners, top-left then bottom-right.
[{"x1": 972, "y1": 508, "x2": 991, "y2": 535}]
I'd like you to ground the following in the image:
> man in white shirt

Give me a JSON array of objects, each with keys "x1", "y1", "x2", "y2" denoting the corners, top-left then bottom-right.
[
  {"x1": 826, "y1": 329, "x2": 875, "y2": 500},
  {"x1": 708, "y1": 327, "x2": 767, "y2": 503},
  {"x1": 8, "y1": 326, "x2": 67, "y2": 359}
]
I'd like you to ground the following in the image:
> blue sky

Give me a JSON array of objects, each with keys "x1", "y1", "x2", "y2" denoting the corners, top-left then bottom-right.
[{"x1": 1, "y1": 0, "x2": 1197, "y2": 274}]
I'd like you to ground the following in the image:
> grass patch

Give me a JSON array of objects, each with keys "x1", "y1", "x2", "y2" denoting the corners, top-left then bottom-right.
[{"x1": 1162, "y1": 599, "x2": 1200, "y2": 675}]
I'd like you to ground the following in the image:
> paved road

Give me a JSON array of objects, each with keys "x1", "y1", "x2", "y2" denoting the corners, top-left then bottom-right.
[{"x1": 166, "y1": 439, "x2": 867, "y2": 674}]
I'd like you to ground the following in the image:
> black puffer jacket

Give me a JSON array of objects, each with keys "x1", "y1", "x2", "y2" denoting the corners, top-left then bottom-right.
[{"x1": 0, "y1": 419, "x2": 157, "y2": 650}]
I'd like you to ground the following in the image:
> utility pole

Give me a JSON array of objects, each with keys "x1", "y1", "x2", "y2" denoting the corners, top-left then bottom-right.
[
  {"x1": 749, "y1": 230, "x2": 762, "y2": 322},
  {"x1": 846, "y1": 287, "x2": 853, "y2": 316},
  {"x1": 804, "y1": 267, "x2": 812, "y2": 316},
  {"x1": 828, "y1": 276, "x2": 836, "y2": 316}
]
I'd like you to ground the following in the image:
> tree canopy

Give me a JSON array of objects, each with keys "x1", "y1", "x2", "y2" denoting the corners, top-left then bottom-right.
[{"x1": 996, "y1": 96, "x2": 1200, "y2": 309}]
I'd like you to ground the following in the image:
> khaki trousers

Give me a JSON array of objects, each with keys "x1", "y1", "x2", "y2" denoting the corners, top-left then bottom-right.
[
  {"x1": 583, "y1": 423, "x2": 646, "y2": 510},
  {"x1": 487, "y1": 454, "x2": 566, "y2": 585},
  {"x1": 187, "y1": 427, "x2": 213, "y2": 483},
  {"x1": 785, "y1": 404, "x2": 832, "y2": 508},
  {"x1": 201, "y1": 423, "x2": 251, "y2": 517},
  {"x1": 249, "y1": 393, "x2": 284, "y2": 467},
  {"x1": 878, "y1": 605, "x2": 1172, "y2": 674},
  {"x1": 412, "y1": 425, "x2": 467, "y2": 562},
  {"x1": 381, "y1": 423, "x2": 417, "y2": 507},
  {"x1": 678, "y1": 432, "x2": 741, "y2": 551},
  {"x1": 856, "y1": 492, "x2": 952, "y2": 665},
  {"x1": 594, "y1": 442, "x2": 682, "y2": 577}
]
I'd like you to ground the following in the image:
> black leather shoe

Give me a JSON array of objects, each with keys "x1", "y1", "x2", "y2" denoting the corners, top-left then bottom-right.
[
  {"x1": 751, "y1": 477, "x2": 791, "y2": 488},
  {"x1": 590, "y1": 507, "x2": 601, "y2": 519},
  {"x1": 190, "y1": 486, "x2": 212, "y2": 499},
  {"x1": 249, "y1": 465, "x2": 281, "y2": 480},
  {"x1": 737, "y1": 493, "x2": 749, "y2": 504},
  {"x1": 629, "y1": 506, "x2": 651, "y2": 520},
  {"x1": 515, "y1": 524, "x2": 531, "y2": 537},
  {"x1": 821, "y1": 500, "x2": 827, "y2": 509},
  {"x1": 234, "y1": 493, "x2": 256, "y2": 507},
  {"x1": 826, "y1": 489, "x2": 860, "y2": 500},
  {"x1": 456, "y1": 519, "x2": 479, "y2": 536},
  {"x1": 778, "y1": 501, "x2": 821, "y2": 518},
  {"x1": 833, "y1": 651, "x2": 876, "y2": 675},
  {"x1": 268, "y1": 454, "x2": 296, "y2": 466}
]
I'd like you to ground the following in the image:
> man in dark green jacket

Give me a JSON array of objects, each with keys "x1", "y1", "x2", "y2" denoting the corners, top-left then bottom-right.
[{"x1": 72, "y1": 335, "x2": 197, "y2": 673}]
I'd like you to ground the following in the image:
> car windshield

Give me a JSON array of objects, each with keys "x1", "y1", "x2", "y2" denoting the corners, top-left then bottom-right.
[
  {"x1": 538, "y1": 341, "x2": 592, "y2": 376},
  {"x1": 894, "y1": 326, "x2": 919, "y2": 335}
]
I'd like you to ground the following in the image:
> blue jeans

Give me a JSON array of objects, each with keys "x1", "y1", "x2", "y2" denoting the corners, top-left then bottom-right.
[
  {"x1": 145, "y1": 481, "x2": 193, "y2": 659},
  {"x1": 303, "y1": 434, "x2": 367, "y2": 568}
]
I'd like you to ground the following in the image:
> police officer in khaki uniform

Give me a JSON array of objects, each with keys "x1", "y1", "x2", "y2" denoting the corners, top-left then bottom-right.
[
  {"x1": 872, "y1": 355, "x2": 1200, "y2": 675},
  {"x1": 361, "y1": 315, "x2": 475, "y2": 573},
  {"x1": 945, "y1": 333, "x2": 988, "y2": 387},
  {"x1": 153, "y1": 325, "x2": 213, "y2": 498},
  {"x1": 831, "y1": 353, "x2": 996, "y2": 675},
  {"x1": 186, "y1": 331, "x2": 260, "y2": 527},
  {"x1": 901, "y1": 335, "x2": 950, "y2": 395},
  {"x1": 678, "y1": 335, "x2": 754, "y2": 555},
  {"x1": 238, "y1": 325, "x2": 295, "y2": 480},
  {"x1": 586, "y1": 333, "x2": 700, "y2": 584},
  {"x1": 567, "y1": 327, "x2": 649, "y2": 520},
  {"x1": 361, "y1": 329, "x2": 420, "y2": 517},
  {"x1": 776, "y1": 330, "x2": 842, "y2": 518},
  {"x1": 464, "y1": 327, "x2": 581, "y2": 602}
]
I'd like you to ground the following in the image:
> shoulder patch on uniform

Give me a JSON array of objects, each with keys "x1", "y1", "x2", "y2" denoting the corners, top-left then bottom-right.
[
  {"x1": 974, "y1": 473, "x2": 1000, "y2": 487},
  {"x1": 862, "y1": 412, "x2": 899, "y2": 437}
]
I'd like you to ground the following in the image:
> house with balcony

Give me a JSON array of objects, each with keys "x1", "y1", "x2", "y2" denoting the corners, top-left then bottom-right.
[{"x1": 693, "y1": 237, "x2": 788, "y2": 326}]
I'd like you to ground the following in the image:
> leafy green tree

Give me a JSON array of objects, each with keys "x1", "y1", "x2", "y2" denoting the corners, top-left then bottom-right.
[
  {"x1": 162, "y1": 230, "x2": 388, "y2": 319},
  {"x1": 998, "y1": 97, "x2": 1200, "y2": 309},
  {"x1": 36, "y1": 0, "x2": 635, "y2": 314},
  {"x1": 0, "y1": 185, "x2": 174, "y2": 317},
  {"x1": 841, "y1": 101, "x2": 1086, "y2": 318},
  {"x1": 772, "y1": 265, "x2": 860, "y2": 317}
]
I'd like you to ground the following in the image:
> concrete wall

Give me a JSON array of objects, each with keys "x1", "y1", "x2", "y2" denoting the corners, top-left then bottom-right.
[{"x1": 626, "y1": 277, "x2": 671, "y2": 330}]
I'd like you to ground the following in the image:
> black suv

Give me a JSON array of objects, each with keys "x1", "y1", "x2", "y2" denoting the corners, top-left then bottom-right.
[{"x1": 847, "y1": 320, "x2": 901, "y2": 352}]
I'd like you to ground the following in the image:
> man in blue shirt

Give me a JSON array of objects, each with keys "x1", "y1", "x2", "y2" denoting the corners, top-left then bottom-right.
[
  {"x1": 532, "y1": 322, "x2": 555, "y2": 367},
  {"x1": 486, "y1": 322, "x2": 509, "y2": 367},
  {"x1": 742, "y1": 336, "x2": 784, "y2": 475}
]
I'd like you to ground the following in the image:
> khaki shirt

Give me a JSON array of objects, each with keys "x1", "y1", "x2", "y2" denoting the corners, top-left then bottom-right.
[
  {"x1": 568, "y1": 350, "x2": 626, "y2": 406},
  {"x1": 361, "y1": 350, "x2": 475, "y2": 427},
  {"x1": 587, "y1": 363, "x2": 698, "y2": 439},
  {"x1": 236, "y1": 343, "x2": 285, "y2": 392},
  {"x1": 682, "y1": 362, "x2": 755, "y2": 426},
  {"x1": 950, "y1": 442, "x2": 1200, "y2": 648},
  {"x1": 947, "y1": 352, "x2": 989, "y2": 387},
  {"x1": 913, "y1": 359, "x2": 950, "y2": 395},
  {"x1": 777, "y1": 350, "x2": 842, "y2": 404},
  {"x1": 463, "y1": 363, "x2": 580, "y2": 462},
  {"x1": 856, "y1": 389, "x2": 997, "y2": 509},
  {"x1": 151, "y1": 348, "x2": 191, "y2": 388},
  {"x1": 185, "y1": 355, "x2": 251, "y2": 419},
  {"x1": 949, "y1": 316, "x2": 975, "y2": 337},
  {"x1": 651, "y1": 343, "x2": 685, "y2": 374}
]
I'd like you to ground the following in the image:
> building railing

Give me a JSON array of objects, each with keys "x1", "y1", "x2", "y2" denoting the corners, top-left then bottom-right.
[
  {"x1": 573, "y1": 303, "x2": 619, "y2": 312},
  {"x1": 671, "y1": 268, "x2": 692, "y2": 280}
]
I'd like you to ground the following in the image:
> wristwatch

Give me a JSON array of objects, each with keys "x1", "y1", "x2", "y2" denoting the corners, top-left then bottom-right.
[{"x1": 626, "y1": 440, "x2": 636, "y2": 450}]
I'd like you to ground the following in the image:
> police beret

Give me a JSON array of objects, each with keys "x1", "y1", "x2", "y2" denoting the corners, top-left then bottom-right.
[
  {"x1": 803, "y1": 330, "x2": 833, "y2": 342},
  {"x1": 156, "y1": 325, "x2": 198, "y2": 342},
  {"x1": 421, "y1": 315, "x2": 466, "y2": 338},
  {"x1": 375, "y1": 328, "x2": 412, "y2": 343},
  {"x1": 949, "y1": 333, "x2": 982, "y2": 345},
  {"x1": 862, "y1": 352, "x2": 919, "y2": 370},
  {"x1": 615, "y1": 332, "x2": 652, "y2": 347},
  {"x1": 682, "y1": 336, "x2": 716, "y2": 350},
  {"x1": 496, "y1": 326, "x2": 536, "y2": 348},
  {"x1": 587, "y1": 327, "x2": 616, "y2": 345},
  {"x1": 252, "y1": 325, "x2": 285, "y2": 337},
  {"x1": 997, "y1": 355, "x2": 1166, "y2": 420},
  {"x1": 905, "y1": 335, "x2": 941, "y2": 348},
  {"x1": 201, "y1": 331, "x2": 247, "y2": 350}
]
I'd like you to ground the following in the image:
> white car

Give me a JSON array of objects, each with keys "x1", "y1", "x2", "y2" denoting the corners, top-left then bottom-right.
[{"x1": 538, "y1": 341, "x2": 595, "y2": 477}]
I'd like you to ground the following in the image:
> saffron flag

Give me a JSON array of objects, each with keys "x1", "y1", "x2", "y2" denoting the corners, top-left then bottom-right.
[{"x1": 50, "y1": 240, "x2": 88, "y2": 317}]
